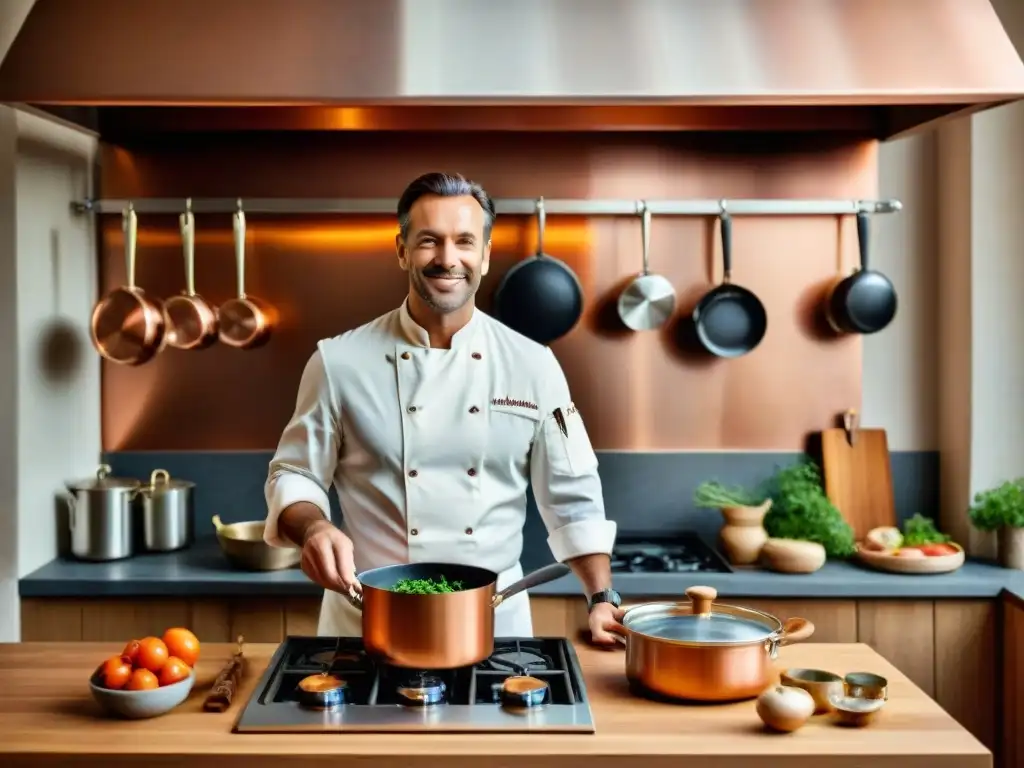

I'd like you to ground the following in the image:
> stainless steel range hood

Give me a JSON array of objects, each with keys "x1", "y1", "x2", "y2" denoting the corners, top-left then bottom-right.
[{"x1": 2, "y1": 0, "x2": 1024, "y2": 138}]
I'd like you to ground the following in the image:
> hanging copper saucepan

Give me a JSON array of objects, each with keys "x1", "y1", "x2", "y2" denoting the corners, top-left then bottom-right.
[
  {"x1": 218, "y1": 200, "x2": 277, "y2": 349},
  {"x1": 163, "y1": 199, "x2": 219, "y2": 350},
  {"x1": 90, "y1": 204, "x2": 166, "y2": 366}
]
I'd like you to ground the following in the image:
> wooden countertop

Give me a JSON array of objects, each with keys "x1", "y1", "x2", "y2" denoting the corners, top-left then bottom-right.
[{"x1": 0, "y1": 641, "x2": 989, "y2": 768}]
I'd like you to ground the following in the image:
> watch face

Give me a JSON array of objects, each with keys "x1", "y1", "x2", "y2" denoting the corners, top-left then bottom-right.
[{"x1": 592, "y1": 589, "x2": 622, "y2": 608}]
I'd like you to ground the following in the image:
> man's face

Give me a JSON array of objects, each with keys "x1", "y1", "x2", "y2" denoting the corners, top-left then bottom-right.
[{"x1": 396, "y1": 194, "x2": 491, "y2": 314}]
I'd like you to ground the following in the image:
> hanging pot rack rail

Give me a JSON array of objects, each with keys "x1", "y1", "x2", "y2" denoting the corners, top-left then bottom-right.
[{"x1": 72, "y1": 197, "x2": 902, "y2": 217}]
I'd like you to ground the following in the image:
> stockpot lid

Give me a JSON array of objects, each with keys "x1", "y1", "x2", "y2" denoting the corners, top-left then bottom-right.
[
  {"x1": 138, "y1": 468, "x2": 195, "y2": 494},
  {"x1": 66, "y1": 464, "x2": 141, "y2": 492},
  {"x1": 622, "y1": 586, "x2": 781, "y2": 645}
]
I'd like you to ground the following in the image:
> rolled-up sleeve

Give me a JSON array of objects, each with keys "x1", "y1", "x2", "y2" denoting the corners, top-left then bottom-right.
[
  {"x1": 530, "y1": 348, "x2": 617, "y2": 562},
  {"x1": 263, "y1": 344, "x2": 342, "y2": 548}
]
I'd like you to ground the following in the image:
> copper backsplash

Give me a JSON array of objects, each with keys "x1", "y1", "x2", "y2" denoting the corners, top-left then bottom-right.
[{"x1": 98, "y1": 132, "x2": 875, "y2": 452}]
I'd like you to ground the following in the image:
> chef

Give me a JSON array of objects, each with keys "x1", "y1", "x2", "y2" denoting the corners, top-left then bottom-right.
[{"x1": 262, "y1": 171, "x2": 623, "y2": 644}]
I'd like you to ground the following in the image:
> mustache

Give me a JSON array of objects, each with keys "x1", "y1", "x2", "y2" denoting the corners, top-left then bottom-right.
[{"x1": 421, "y1": 266, "x2": 470, "y2": 278}]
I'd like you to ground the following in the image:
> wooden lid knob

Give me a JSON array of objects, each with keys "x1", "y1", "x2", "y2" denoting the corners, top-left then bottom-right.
[{"x1": 685, "y1": 585, "x2": 717, "y2": 616}]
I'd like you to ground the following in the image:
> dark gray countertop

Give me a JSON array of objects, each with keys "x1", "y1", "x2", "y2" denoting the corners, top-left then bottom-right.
[{"x1": 19, "y1": 538, "x2": 1024, "y2": 600}]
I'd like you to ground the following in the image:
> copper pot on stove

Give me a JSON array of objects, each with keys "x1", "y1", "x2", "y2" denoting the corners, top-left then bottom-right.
[{"x1": 614, "y1": 586, "x2": 814, "y2": 702}]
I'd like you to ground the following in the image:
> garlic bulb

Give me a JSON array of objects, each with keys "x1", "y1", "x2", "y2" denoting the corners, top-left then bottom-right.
[{"x1": 756, "y1": 685, "x2": 816, "y2": 732}]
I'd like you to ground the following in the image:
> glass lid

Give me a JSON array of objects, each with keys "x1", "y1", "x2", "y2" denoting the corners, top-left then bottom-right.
[{"x1": 623, "y1": 586, "x2": 779, "y2": 645}]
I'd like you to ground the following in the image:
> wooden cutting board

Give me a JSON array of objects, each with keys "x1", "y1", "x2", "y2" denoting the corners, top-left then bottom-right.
[{"x1": 820, "y1": 409, "x2": 897, "y2": 541}]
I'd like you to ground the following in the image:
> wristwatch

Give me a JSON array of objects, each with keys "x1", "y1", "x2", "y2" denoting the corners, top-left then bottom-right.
[{"x1": 588, "y1": 588, "x2": 622, "y2": 613}]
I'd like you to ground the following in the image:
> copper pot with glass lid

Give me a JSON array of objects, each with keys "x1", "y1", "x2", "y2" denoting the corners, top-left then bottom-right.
[{"x1": 614, "y1": 586, "x2": 815, "y2": 702}]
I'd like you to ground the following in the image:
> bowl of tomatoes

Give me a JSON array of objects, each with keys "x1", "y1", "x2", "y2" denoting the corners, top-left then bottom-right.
[{"x1": 89, "y1": 627, "x2": 201, "y2": 719}]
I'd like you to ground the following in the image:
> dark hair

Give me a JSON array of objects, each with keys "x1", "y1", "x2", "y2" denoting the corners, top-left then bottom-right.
[{"x1": 397, "y1": 172, "x2": 496, "y2": 241}]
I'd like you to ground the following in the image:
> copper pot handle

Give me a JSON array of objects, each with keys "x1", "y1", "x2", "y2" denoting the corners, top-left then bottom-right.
[
  {"x1": 491, "y1": 562, "x2": 570, "y2": 608},
  {"x1": 345, "y1": 588, "x2": 364, "y2": 611},
  {"x1": 778, "y1": 617, "x2": 815, "y2": 646}
]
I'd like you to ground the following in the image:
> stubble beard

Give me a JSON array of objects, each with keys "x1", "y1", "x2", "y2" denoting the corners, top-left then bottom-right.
[{"x1": 410, "y1": 269, "x2": 479, "y2": 314}]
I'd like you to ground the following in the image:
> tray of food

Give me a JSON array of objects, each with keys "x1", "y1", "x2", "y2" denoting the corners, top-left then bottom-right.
[{"x1": 856, "y1": 516, "x2": 965, "y2": 574}]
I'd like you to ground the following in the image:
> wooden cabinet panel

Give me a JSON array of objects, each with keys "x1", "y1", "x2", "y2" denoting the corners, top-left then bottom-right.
[
  {"x1": 1004, "y1": 594, "x2": 1024, "y2": 768},
  {"x1": 933, "y1": 601, "x2": 996, "y2": 751},
  {"x1": 742, "y1": 599, "x2": 858, "y2": 643},
  {"x1": 81, "y1": 599, "x2": 191, "y2": 642},
  {"x1": 19, "y1": 599, "x2": 84, "y2": 641},
  {"x1": 856, "y1": 600, "x2": 935, "y2": 696}
]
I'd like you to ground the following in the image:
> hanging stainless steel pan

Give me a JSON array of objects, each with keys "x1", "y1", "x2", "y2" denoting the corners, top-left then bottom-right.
[
  {"x1": 617, "y1": 201, "x2": 676, "y2": 331},
  {"x1": 493, "y1": 197, "x2": 584, "y2": 346},
  {"x1": 344, "y1": 561, "x2": 570, "y2": 668},
  {"x1": 692, "y1": 209, "x2": 767, "y2": 358}
]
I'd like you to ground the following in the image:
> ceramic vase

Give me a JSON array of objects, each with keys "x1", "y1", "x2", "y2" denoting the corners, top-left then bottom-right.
[
  {"x1": 718, "y1": 500, "x2": 771, "y2": 566},
  {"x1": 999, "y1": 525, "x2": 1024, "y2": 570}
]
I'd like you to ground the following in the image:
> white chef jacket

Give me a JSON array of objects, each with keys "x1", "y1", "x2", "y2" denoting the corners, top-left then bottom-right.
[{"x1": 263, "y1": 299, "x2": 617, "y2": 638}]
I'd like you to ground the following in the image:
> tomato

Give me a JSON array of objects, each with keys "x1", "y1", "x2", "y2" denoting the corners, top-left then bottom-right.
[
  {"x1": 916, "y1": 543, "x2": 959, "y2": 557},
  {"x1": 158, "y1": 656, "x2": 192, "y2": 687},
  {"x1": 162, "y1": 627, "x2": 201, "y2": 667},
  {"x1": 121, "y1": 639, "x2": 141, "y2": 665},
  {"x1": 125, "y1": 668, "x2": 159, "y2": 691},
  {"x1": 100, "y1": 654, "x2": 133, "y2": 689},
  {"x1": 135, "y1": 636, "x2": 169, "y2": 673}
]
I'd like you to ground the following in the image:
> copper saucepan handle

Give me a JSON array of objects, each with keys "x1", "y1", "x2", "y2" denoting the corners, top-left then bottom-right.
[{"x1": 343, "y1": 562, "x2": 571, "y2": 612}]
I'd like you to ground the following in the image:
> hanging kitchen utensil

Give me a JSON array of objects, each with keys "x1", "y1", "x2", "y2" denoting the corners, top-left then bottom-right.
[
  {"x1": 617, "y1": 201, "x2": 676, "y2": 331},
  {"x1": 824, "y1": 210, "x2": 898, "y2": 335},
  {"x1": 163, "y1": 198, "x2": 219, "y2": 350},
  {"x1": 90, "y1": 204, "x2": 166, "y2": 365},
  {"x1": 692, "y1": 204, "x2": 767, "y2": 358},
  {"x1": 820, "y1": 408, "x2": 897, "y2": 540},
  {"x1": 492, "y1": 197, "x2": 584, "y2": 345},
  {"x1": 614, "y1": 585, "x2": 814, "y2": 702},
  {"x1": 344, "y1": 561, "x2": 570, "y2": 669},
  {"x1": 218, "y1": 200, "x2": 277, "y2": 349}
]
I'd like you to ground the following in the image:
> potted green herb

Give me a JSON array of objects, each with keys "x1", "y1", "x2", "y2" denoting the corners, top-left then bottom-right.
[
  {"x1": 693, "y1": 480, "x2": 770, "y2": 566},
  {"x1": 968, "y1": 479, "x2": 1024, "y2": 570},
  {"x1": 762, "y1": 460, "x2": 856, "y2": 559}
]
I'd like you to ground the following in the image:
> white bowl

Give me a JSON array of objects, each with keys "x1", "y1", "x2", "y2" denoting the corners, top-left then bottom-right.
[{"x1": 89, "y1": 669, "x2": 195, "y2": 719}]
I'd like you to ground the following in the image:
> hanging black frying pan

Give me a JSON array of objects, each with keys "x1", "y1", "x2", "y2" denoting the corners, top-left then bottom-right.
[
  {"x1": 692, "y1": 210, "x2": 767, "y2": 358},
  {"x1": 492, "y1": 197, "x2": 584, "y2": 345},
  {"x1": 824, "y1": 211, "x2": 898, "y2": 335}
]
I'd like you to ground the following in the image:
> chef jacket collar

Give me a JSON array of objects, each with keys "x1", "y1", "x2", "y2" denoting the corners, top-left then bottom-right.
[{"x1": 398, "y1": 298, "x2": 483, "y2": 350}]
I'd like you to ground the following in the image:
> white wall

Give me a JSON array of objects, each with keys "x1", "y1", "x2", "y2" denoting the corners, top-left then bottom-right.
[
  {"x1": 862, "y1": 134, "x2": 939, "y2": 452},
  {"x1": 0, "y1": 105, "x2": 100, "y2": 641}
]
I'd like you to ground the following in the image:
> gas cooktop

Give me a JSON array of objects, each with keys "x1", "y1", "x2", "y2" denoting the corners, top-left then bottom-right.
[
  {"x1": 611, "y1": 531, "x2": 733, "y2": 574},
  {"x1": 233, "y1": 636, "x2": 594, "y2": 733}
]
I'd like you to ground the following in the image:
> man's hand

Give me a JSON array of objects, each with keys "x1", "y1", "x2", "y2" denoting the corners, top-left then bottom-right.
[
  {"x1": 588, "y1": 601, "x2": 625, "y2": 647},
  {"x1": 300, "y1": 520, "x2": 360, "y2": 595}
]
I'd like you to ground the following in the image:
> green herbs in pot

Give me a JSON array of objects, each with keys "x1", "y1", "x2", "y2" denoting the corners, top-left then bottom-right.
[
  {"x1": 693, "y1": 480, "x2": 765, "y2": 509},
  {"x1": 763, "y1": 460, "x2": 856, "y2": 558},
  {"x1": 968, "y1": 479, "x2": 1024, "y2": 532},
  {"x1": 390, "y1": 575, "x2": 466, "y2": 595}
]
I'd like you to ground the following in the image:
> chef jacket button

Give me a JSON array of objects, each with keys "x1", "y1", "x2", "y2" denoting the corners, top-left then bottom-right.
[
  {"x1": 465, "y1": 527, "x2": 473, "y2": 535},
  {"x1": 408, "y1": 406, "x2": 417, "y2": 413},
  {"x1": 408, "y1": 469, "x2": 419, "y2": 478},
  {"x1": 411, "y1": 528, "x2": 419, "y2": 536},
  {"x1": 471, "y1": 352, "x2": 482, "y2": 360},
  {"x1": 469, "y1": 406, "x2": 479, "y2": 414},
  {"x1": 401, "y1": 352, "x2": 411, "y2": 360},
  {"x1": 467, "y1": 467, "x2": 477, "y2": 477}
]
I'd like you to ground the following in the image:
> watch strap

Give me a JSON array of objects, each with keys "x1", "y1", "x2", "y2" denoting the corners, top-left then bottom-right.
[{"x1": 588, "y1": 588, "x2": 622, "y2": 612}]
